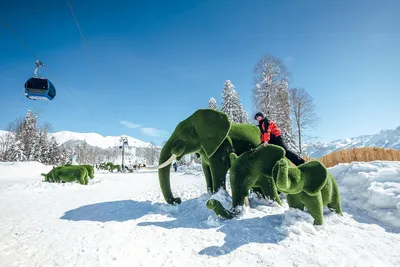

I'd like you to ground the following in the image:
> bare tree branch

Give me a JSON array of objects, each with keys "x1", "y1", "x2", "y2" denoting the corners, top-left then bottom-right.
[{"x1": 289, "y1": 88, "x2": 320, "y2": 154}]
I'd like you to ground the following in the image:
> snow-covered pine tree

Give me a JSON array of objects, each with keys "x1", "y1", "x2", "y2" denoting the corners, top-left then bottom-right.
[
  {"x1": 33, "y1": 127, "x2": 50, "y2": 163},
  {"x1": 48, "y1": 136, "x2": 61, "y2": 165},
  {"x1": 32, "y1": 130, "x2": 42, "y2": 162},
  {"x1": 14, "y1": 111, "x2": 38, "y2": 161},
  {"x1": 220, "y1": 80, "x2": 248, "y2": 124},
  {"x1": 208, "y1": 97, "x2": 218, "y2": 110},
  {"x1": 10, "y1": 140, "x2": 25, "y2": 161},
  {"x1": 0, "y1": 130, "x2": 15, "y2": 161},
  {"x1": 238, "y1": 103, "x2": 249, "y2": 124},
  {"x1": 59, "y1": 144, "x2": 73, "y2": 165}
]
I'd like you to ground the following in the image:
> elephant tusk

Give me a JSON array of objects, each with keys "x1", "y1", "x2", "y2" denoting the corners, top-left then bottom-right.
[{"x1": 145, "y1": 154, "x2": 177, "y2": 170}]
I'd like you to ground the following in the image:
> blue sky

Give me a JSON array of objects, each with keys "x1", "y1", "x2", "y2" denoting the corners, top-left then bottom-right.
[{"x1": 1, "y1": 0, "x2": 399, "y2": 145}]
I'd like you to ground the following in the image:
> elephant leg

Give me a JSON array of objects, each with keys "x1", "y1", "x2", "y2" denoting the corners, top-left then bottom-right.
[
  {"x1": 256, "y1": 175, "x2": 282, "y2": 205},
  {"x1": 201, "y1": 160, "x2": 213, "y2": 194},
  {"x1": 286, "y1": 194, "x2": 305, "y2": 210},
  {"x1": 327, "y1": 201, "x2": 342, "y2": 215},
  {"x1": 231, "y1": 173, "x2": 259, "y2": 207},
  {"x1": 327, "y1": 179, "x2": 343, "y2": 215},
  {"x1": 252, "y1": 187, "x2": 265, "y2": 198},
  {"x1": 302, "y1": 193, "x2": 324, "y2": 225},
  {"x1": 77, "y1": 175, "x2": 85, "y2": 185},
  {"x1": 209, "y1": 160, "x2": 229, "y2": 193}
]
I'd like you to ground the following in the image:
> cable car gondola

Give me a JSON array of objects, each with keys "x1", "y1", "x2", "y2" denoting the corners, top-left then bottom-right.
[{"x1": 24, "y1": 60, "x2": 56, "y2": 101}]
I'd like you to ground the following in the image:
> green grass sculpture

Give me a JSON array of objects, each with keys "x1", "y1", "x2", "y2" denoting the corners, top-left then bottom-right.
[
  {"x1": 206, "y1": 145, "x2": 285, "y2": 219},
  {"x1": 272, "y1": 158, "x2": 342, "y2": 225},
  {"x1": 157, "y1": 108, "x2": 260, "y2": 205},
  {"x1": 105, "y1": 162, "x2": 121, "y2": 172},
  {"x1": 80, "y1": 165, "x2": 95, "y2": 179},
  {"x1": 41, "y1": 165, "x2": 89, "y2": 185},
  {"x1": 42, "y1": 166, "x2": 63, "y2": 183}
]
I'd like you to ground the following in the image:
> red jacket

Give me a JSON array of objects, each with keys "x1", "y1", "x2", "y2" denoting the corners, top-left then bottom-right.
[{"x1": 259, "y1": 119, "x2": 281, "y2": 143}]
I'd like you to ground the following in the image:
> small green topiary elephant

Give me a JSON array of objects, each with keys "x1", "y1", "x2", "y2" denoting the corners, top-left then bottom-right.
[
  {"x1": 272, "y1": 158, "x2": 342, "y2": 225},
  {"x1": 206, "y1": 145, "x2": 343, "y2": 225},
  {"x1": 207, "y1": 145, "x2": 286, "y2": 219}
]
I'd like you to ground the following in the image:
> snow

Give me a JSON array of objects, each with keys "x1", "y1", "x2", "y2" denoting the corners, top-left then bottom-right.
[
  {"x1": 330, "y1": 161, "x2": 400, "y2": 229},
  {"x1": 1, "y1": 161, "x2": 400, "y2": 266}
]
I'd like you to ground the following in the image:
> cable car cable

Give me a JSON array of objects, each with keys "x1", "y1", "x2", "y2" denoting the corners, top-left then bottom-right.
[
  {"x1": 66, "y1": 0, "x2": 96, "y2": 71},
  {"x1": 0, "y1": 15, "x2": 41, "y2": 60},
  {"x1": 65, "y1": 0, "x2": 124, "y2": 131}
]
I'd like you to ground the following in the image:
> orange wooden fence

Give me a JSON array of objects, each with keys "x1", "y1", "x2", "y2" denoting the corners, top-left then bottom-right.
[{"x1": 302, "y1": 147, "x2": 400, "y2": 168}]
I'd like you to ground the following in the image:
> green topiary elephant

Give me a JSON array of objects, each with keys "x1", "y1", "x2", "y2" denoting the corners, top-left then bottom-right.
[
  {"x1": 206, "y1": 145, "x2": 286, "y2": 219},
  {"x1": 41, "y1": 165, "x2": 89, "y2": 185},
  {"x1": 272, "y1": 158, "x2": 342, "y2": 225},
  {"x1": 207, "y1": 145, "x2": 342, "y2": 225},
  {"x1": 106, "y1": 162, "x2": 121, "y2": 172},
  {"x1": 153, "y1": 109, "x2": 261, "y2": 205}
]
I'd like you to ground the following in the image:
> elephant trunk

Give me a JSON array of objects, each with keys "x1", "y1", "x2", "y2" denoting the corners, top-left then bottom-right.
[
  {"x1": 206, "y1": 199, "x2": 239, "y2": 219},
  {"x1": 276, "y1": 159, "x2": 291, "y2": 192},
  {"x1": 275, "y1": 159, "x2": 302, "y2": 194},
  {"x1": 158, "y1": 144, "x2": 181, "y2": 205}
]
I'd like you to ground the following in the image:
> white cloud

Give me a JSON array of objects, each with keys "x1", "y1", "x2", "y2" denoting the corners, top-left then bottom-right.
[
  {"x1": 120, "y1": 121, "x2": 141, "y2": 129},
  {"x1": 140, "y1": 128, "x2": 169, "y2": 138}
]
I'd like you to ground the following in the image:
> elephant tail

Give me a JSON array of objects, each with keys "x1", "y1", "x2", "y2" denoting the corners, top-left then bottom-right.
[{"x1": 206, "y1": 199, "x2": 239, "y2": 219}]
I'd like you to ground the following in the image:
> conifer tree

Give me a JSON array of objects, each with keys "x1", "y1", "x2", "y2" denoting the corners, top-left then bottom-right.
[
  {"x1": 208, "y1": 97, "x2": 218, "y2": 109},
  {"x1": 48, "y1": 136, "x2": 61, "y2": 165},
  {"x1": 14, "y1": 111, "x2": 38, "y2": 161},
  {"x1": 221, "y1": 80, "x2": 248, "y2": 124}
]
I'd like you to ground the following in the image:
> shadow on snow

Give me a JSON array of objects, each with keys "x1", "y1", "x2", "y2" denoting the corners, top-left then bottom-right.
[{"x1": 60, "y1": 194, "x2": 287, "y2": 256}]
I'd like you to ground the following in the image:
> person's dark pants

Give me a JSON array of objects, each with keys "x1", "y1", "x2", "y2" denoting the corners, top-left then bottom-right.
[{"x1": 270, "y1": 136, "x2": 305, "y2": 166}]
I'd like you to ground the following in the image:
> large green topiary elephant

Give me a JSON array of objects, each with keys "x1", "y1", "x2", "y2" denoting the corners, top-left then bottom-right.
[
  {"x1": 206, "y1": 145, "x2": 286, "y2": 219},
  {"x1": 154, "y1": 109, "x2": 260, "y2": 205},
  {"x1": 272, "y1": 158, "x2": 342, "y2": 225}
]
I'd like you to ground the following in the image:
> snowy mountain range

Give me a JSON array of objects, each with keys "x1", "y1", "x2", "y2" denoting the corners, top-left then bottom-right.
[
  {"x1": 303, "y1": 125, "x2": 400, "y2": 158},
  {"x1": 49, "y1": 131, "x2": 152, "y2": 149},
  {"x1": 2, "y1": 125, "x2": 399, "y2": 157},
  {"x1": 0, "y1": 130, "x2": 152, "y2": 149}
]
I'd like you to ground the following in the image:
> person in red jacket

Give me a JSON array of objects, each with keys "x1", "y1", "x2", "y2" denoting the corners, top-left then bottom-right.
[{"x1": 254, "y1": 112, "x2": 305, "y2": 166}]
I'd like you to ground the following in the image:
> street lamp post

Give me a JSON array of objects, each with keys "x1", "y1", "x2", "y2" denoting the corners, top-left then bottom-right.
[{"x1": 119, "y1": 135, "x2": 128, "y2": 173}]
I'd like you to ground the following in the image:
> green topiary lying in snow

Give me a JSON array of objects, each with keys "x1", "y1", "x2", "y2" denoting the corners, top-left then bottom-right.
[
  {"x1": 41, "y1": 165, "x2": 89, "y2": 185},
  {"x1": 80, "y1": 165, "x2": 94, "y2": 179}
]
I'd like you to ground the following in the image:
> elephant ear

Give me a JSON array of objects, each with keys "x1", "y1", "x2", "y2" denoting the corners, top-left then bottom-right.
[
  {"x1": 299, "y1": 160, "x2": 328, "y2": 196},
  {"x1": 229, "y1": 152, "x2": 238, "y2": 167},
  {"x1": 193, "y1": 109, "x2": 231, "y2": 157}
]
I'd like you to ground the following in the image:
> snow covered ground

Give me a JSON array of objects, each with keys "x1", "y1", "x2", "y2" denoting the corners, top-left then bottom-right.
[{"x1": 1, "y1": 161, "x2": 400, "y2": 267}]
